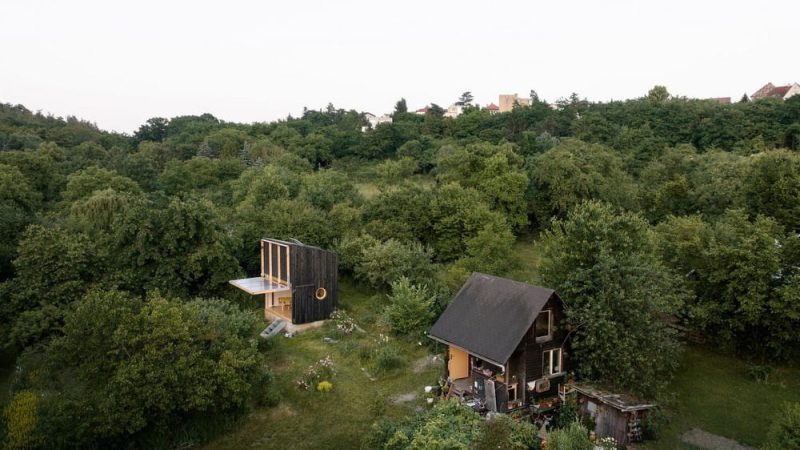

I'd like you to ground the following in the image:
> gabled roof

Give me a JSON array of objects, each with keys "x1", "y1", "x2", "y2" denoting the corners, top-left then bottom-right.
[
  {"x1": 429, "y1": 273, "x2": 558, "y2": 366},
  {"x1": 486, "y1": 103, "x2": 500, "y2": 111}
]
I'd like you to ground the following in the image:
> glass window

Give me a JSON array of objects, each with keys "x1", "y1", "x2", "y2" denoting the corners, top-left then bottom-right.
[
  {"x1": 535, "y1": 310, "x2": 552, "y2": 341},
  {"x1": 543, "y1": 348, "x2": 562, "y2": 376}
]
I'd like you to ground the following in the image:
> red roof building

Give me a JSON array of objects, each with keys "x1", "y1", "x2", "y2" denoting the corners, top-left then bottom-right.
[{"x1": 752, "y1": 82, "x2": 800, "y2": 100}]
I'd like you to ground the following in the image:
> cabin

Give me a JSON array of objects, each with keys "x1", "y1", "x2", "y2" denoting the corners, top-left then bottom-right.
[
  {"x1": 229, "y1": 238, "x2": 338, "y2": 326},
  {"x1": 429, "y1": 273, "x2": 568, "y2": 413}
]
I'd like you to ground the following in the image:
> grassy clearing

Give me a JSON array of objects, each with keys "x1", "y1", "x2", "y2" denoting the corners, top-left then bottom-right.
[
  {"x1": 506, "y1": 233, "x2": 543, "y2": 284},
  {"x1": 645, "y1": 346, "x2": 800, "y2": 449},
  {"x1": 203, "y1": 282, "x2": 442, "y2": 450}
]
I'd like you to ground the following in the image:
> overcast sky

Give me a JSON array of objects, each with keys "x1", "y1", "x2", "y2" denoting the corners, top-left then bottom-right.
[{"x1": 1, "y1": 0, "x2": 798, "y2": 134}]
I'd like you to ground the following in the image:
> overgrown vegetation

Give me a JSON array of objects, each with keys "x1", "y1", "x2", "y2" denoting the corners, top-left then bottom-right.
[{"x1": 0, "y1": 89, "x2": 799, "y2": 447}]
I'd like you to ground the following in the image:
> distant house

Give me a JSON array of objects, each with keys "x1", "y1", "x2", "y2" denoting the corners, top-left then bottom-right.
[
  {"x1": 485, "y1": 103, "x2": 500, "y2": 114},
  {"x1": 444, "y1": 103, "x2": 464, "y2": 118},
  {"x1": 499, "y1": 94, "x2": 530, "y2": 112},
  {"x1": 751, "y1": 82, "x2": 800, "y2": 100},
  {"x1": 229, "y1": 238, "x2": 338, "y2": 327},
  {"x1": 429, "y1": 273, "x2": 568, "y2": 412},
  {"x1": 706, "y1": 97, "x2": 731, "y2": 105},
  {"x1": 415, "y1": 105, "x2": 430, "y2": 115},
  {"x1": 363, "y1": 112, "x2": 392, "y2": 131}
]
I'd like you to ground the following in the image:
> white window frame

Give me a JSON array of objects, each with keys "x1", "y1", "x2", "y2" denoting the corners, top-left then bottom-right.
[
  {"x1": 535, "y1": 310, "x2": 553, "y2": 343},
  {"x1": 542, "y1": 348, "x2": 563, "y2": 377}
]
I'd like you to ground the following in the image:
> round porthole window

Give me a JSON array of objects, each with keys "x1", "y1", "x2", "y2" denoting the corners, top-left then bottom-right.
[{"x1": 315, "y1": 287, "x2": 327, "y2": 300}]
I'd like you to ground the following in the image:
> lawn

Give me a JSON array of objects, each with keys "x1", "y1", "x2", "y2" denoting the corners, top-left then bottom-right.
[
  {"x1": 645, "y1": 346, "x2": 800, "y2": 449},
  {"x1": 202, "y1": 281, "x2": 442, "y2": 450}
]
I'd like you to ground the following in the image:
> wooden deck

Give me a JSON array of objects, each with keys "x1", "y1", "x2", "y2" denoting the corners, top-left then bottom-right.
[{"x1": 267, "y1": 304, "x2": 292, "y2": 321}]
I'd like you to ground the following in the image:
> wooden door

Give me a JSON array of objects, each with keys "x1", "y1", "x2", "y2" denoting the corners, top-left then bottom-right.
[{"x1": 448, "y1": 346, "x2": 469, "y2": 380}]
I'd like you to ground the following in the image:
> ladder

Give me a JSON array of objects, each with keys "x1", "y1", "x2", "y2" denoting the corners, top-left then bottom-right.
[{"x1": 260, "y1": 319, "x2": 287, "y2": 339}]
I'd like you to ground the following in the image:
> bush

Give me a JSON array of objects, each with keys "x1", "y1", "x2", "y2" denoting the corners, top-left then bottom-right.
[
  {"x1": 254, "y1": 371, "x2": 281, "y2": 407},
  {"x1": 372, "y1": 335, "x2": 405, "y2": 374},
  {"x1": 383, "y1": 277, "x2": 436, "y2": 337},
  {"x1": 329, "y1": 309, "x2": 358, "y2": 336},
  {"x1": 546, "y1": 421, "x2": 593, "y2": 450},
  {"x1": 762, "y1": 402, "x2": 800, "y2": 450},
  {"x1": 296, "y1": 355, "x2": 337, "y2": 390},
  {"x1": 2, "y1": 390, "x2": 41, "y2": 450},
  {"x1": 316, "y1": 381, "x2": 333, "y2": 393}
]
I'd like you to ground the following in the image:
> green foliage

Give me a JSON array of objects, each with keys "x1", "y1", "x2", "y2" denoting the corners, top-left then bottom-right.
[
  {"x1": 340, "y1": 234, "x2": 435, "y2": 290},
  {"x1": 429, "y1": 183, "x2": 512, "y2": 262},
  {"x1": 1, "y1": 225, "x2": 94, "y2": 348},
  {"x1": 528, "y1": 139, "x2": 638, "y2": 226},
  {"x1": 299, "y1": 169, "x2": 359, "y2": 210},
  {"x1": 61, "y1": 165, "x2": 140, "y2": 203},
  {"x1": 70, "y1": 191, "x2": 242, "y2": 297},
  {"x1": 383, "y1": 277, "x2": 436, "y2": 337},
  {"x1": 10, "y1": 289, "x2": 263, "y2": 448},
  {"x1": 473, "y1": 414, "x2": 539, "y2": 450},
  {"x1": 762, "y1": 403, "x2": 800, "y2": 450},
  {"x1": 541, "y1": 201, "x2": 686, "y2": 396},
  {"x1": 436, "y1": 142, "x2": 529, "y2": 231},
  {"x1": 2, "y1": 390, "x2": 41, "y2": 450},
  {"x1": 546, "y1": 421, "x2": 593, "y2": 450},
  {"x1": 655, "y1": 210, "x2": 798, "y2": 357},
  {"x1": 742, "y1": 149, "x2": 800, "y2": 231}
]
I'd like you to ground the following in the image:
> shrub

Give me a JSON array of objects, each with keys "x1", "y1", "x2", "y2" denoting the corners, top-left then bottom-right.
[
  {"x1": 316, "y1": 381, "x2": 333, "y2": 393},
  {"x1": 2, "y1": 390, "x2": 41, "y2": 450},
  {"x1": 296, "y1": 355, "x2": 337, "y2": 390},
  {"x1": 546, "y1": 421, "x2": 593, "y2": 450},
  {"x1": 762, "y1": 402, "x2": 800, "y2": 450},
  {"x1": 330, "y1": 309, "x2": 358, "y2": 335},
  {"x1": 254, "y1": 371, "x2": 281, "y2": 407},
  {"x1": 383, "y1": 277, "x2": 436, "y2": 337},
  {"x1": 372, "y1": 335, "x2": 405, "y2": 374}
]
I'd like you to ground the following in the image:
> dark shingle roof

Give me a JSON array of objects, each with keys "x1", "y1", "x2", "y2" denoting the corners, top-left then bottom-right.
[{"x1": 429, "y1": 273, "x2": 557, "y2": 366}]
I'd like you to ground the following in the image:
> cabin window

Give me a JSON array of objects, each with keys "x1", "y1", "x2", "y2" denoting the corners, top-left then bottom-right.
[
  {"x1": 315, "y1": 288, "x2": 327, "y2": 300},
  {"x1": 535, "y1": 310, "x2": 552, "y2": 342},
  {"x1": 542, "y1": 348, "x2": 562, "y2": 376}
]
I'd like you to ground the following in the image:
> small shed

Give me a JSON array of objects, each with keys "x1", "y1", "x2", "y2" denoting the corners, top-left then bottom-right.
[
  {"x1": 229, "y1": 238, "x2": 338, "y2": 325},
  {"x1": 569, "y1": 383, "x2": 656, "y2": 445}
]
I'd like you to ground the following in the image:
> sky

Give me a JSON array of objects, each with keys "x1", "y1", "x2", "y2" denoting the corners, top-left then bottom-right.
[{"x1": 1, "y1": 0, "x2": 798, "y2": 134}]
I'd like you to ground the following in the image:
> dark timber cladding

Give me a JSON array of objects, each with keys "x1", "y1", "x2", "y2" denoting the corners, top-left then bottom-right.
[
  {"x1": 266, "y1": 238, "x2": 338, "y2": 324},
  {"x1": 429, "y1": 272, "x2": 556, "y2": 365}
]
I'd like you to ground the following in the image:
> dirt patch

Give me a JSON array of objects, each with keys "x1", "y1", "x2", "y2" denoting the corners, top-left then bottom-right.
[
  {"x1": 389, "y1": 392, "x2": 419, "y2": 404},
  {"x1": 412, "y1": 354, "x2": 443, "y2": 374},
  {"x1": 680, "y1": 428, "x2": 754, "y2": 450}
]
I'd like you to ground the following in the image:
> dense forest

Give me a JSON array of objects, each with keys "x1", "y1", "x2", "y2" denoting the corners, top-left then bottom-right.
[{"x1": 1, "y1": 87, "x2": 800, "y2": 448}]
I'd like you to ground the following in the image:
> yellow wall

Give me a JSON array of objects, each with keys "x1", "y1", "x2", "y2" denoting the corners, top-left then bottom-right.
[{"x1": 448, "y1": 346, "x2": 470, "y2": 380}]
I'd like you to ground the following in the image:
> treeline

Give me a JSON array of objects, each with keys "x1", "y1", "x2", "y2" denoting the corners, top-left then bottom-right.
[{"x1": 0, "y1": 89, "x2": 799, "y2": 446}]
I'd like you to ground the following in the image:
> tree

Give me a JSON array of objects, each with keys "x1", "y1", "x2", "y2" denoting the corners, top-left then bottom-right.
[
  {"x1": 528, "y1": 139, "x2": 638, "y2": 226},
  {"x1": 6, "y1": 289, "x2": 264, "y2": 448},
  {"x1": 341, "y1": 235, "x2": 435, "y2": 290},
  {"x1": 456, "y1": 91, "x2": 474, "y2": 107},
  {"x1": 540, "y1": 201, "x2": 686, "y2": 396},
  {"x1": 1, "y1": 225, "x2": 94, "y2": 349},
  {"x1": 132, "y1": 117, "x2": 169, "y2": 144},
  {"x1": 383, "y1": 277, "x2": 436, "y2": 337},
  {"x1": 655, "y1": 210, "x2": 798, "y2": 357},
  {"x1": 62, "y1": 166, "x2": 140, "y2": 203},
  {"x1": 647, "y1": 85, "x2": 670, "y2": 103},
  {"x1": 436, "y1": 142, "x2": 529, "y2": 231},
  {"x1": 394, "y1": 98, "x2": 408, "y2": 115},
  {"x1": 740, "y1": 93, "x2": 750, "y2": 103},
  {"x1": 742, "y1": 149, "x2": 800, "y2": 232}
]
